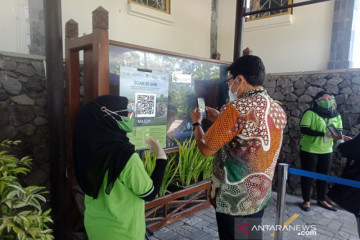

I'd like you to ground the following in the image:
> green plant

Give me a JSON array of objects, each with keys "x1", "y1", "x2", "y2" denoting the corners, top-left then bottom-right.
[
  {"x1": 141, "y1": 137, "x2": 213, "y2": 195},
  {"x1": 175, "y1": 138, "x2": 213, "y2": 186},
  {"x1": 0, "y1": 140, "x2": 53, "y2": 240},
  {"x1": 142, "y1": 151, "x2": 178, "y2": 196},
  {"x1": 275, "y1": 100, "x2": 283, "y2": 105},
  {"x1": 142, "y1": 150, "x2": 157, "y2": 176},
  {"x1": 158, "y1": 153, "x2": 178, "y2": 196},
  {"x1": 201, "y1": 157, "x2": 213, "y2": 181}
]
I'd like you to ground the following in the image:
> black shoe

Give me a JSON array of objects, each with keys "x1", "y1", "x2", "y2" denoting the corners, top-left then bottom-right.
[
  {"x1": 300, "y1": 205, "x2": 310, "y2": 212},
  {"x1": 317, "y1": 201, "x2": 337, "y2": 211}
]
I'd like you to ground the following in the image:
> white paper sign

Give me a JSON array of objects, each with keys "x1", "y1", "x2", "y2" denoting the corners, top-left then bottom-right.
[{"x1": 172, "y1": 72, "x2": 192, "y2": 83}]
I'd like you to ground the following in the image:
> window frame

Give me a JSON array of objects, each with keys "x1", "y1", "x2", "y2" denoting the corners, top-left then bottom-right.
[
  {"x1": 128, "y1": 0, "x2": 170, "y2": 14},
  {"x1": 246, "y1": 0, "x2": 293, "y2": 22}
]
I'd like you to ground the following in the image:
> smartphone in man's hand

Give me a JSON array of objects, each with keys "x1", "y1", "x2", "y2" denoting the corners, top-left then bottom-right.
[{"x1": 197, "y1": 97, "x2": 207, "y2": 118}]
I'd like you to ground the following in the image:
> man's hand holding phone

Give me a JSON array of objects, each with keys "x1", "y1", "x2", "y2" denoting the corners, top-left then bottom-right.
[
  {"x1": 193, "y1": 98, "x2": 220, "y2": 123},
  {"x1": 205, "y1": 107, "x2": 219, "y2": 122},
  {"x1": 197, "y1": 98, "x2": 207, "y2": 118},
  {"x1": 191, "y1": 107, "x2": 202, "y2": 125}
]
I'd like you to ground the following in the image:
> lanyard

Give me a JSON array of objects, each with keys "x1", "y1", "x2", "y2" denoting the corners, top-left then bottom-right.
[{"x1": 321, "y1": 117, "x2": 329, "y2": 126}]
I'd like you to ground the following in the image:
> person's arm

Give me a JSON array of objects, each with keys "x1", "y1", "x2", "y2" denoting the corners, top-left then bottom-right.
[
  {"x1": 205, "y1": 106, "x2": 220, "y2": 122},
  {"x1": 300, "y1": 126, "x2": 325, "y2": 136},
  {"x1": 191, "y1": 107, "x2": 217, "y2": 157},
  {"x1": 141, "y1": 138, "x2": 167, "y2": 201},
  {"x1": 120, "y1": 138, "x2": 167, "y2": 202},
  {"x1": 299, "y1": 110, "x2": 325, "y2": 136},
  {"x1": 191, "y1": 104, "x2": 243, "y2": 157},
  {"x1": 338, "y1": 133, "x2": 360, "y2": 159},
  {"x1": 140, "y1": 159, "x2": 166, "y2": 201}
]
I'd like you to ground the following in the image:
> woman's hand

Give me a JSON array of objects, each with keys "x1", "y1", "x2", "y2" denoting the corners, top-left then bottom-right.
[
  {"x1": 205, "y1": 107, "x2": 220, "y2": 122},
  {"x1": 146, "y1": 137, "x2": 166, "y2": 159},
  {"x1": 191, "y1": 107, "x2": 203, "y2": 124}
]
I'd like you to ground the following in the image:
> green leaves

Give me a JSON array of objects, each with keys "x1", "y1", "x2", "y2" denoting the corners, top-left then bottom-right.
[
  {"x1": 158, "y1": 154, "x2": 178, "y2": 196},
  {"x1": 0, "y1": 140, "x2": 54, "y2": 239},
  {"x1": 142, "y1": 150, "x2": 157, "y2": 176},
  {"x1": 176, "y1": 137, "x2": 213, "y2": 186},
  {"x1": 142, "y1": 151, "x2": 179, "y2": 197},
  {"x1": 142, "y1": 137, "x2": 214, "y2": 197}
]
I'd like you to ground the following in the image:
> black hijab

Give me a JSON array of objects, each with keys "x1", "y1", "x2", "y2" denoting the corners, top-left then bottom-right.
[
  {"x1": 73, "y1": 95, "x2": 135, "y2": 199},
  {"x1": 308, "y1": 90, "x2": 340, "y2": 118}
]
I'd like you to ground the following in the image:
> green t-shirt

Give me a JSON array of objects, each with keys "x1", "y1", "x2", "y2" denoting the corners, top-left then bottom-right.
[
  {"x1": 84, "y1": 153, "x2": 153, "y2": 240},
  {"x1": 300, "y1": 110, "x2": 343, "y2": 154}
]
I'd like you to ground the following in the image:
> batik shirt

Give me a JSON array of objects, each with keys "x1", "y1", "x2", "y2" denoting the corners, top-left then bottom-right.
[{"x1": 204, "y1": 90, "x2": 287, "y2": 216}]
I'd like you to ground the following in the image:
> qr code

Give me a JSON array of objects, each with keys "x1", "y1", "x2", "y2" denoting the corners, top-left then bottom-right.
[{"x1": 135, "y1": 93, "x2": 156, "y2": 118}]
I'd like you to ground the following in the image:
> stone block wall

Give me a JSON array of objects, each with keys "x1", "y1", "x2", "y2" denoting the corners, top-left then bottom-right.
[
  {"x1": 0, "y1": 53, "x2": 49, "y2": 189},
  {"x1": 264, "y1": 69, "x2": 360, "y2": 195}
]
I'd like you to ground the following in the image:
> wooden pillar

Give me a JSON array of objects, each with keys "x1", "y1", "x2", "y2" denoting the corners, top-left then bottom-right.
[
  {"x1": 83, "y1": 7, "x2": 110, "y2": 103},
  {"x1": 64, "y1": 6, "x2": 110, "y2": 231},
  {"x1": 65, "y1": 19, "x2": 80, "y2": 173},
  {"x1": 91, "y1": 7, "x2": 109, "y2": 98},
  {"x1": 64, "y1": 19, "x2": 81, "y2": 230}
]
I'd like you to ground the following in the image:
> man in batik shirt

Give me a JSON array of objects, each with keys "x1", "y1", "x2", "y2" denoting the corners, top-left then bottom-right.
[{"x1": 191, "y1": 55, "x2": 286, "y2": 240}]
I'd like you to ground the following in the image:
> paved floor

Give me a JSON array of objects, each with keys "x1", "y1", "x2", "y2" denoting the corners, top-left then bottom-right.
[{"x1": 148, "y1": 192, "x2": 359, "y2": 240}]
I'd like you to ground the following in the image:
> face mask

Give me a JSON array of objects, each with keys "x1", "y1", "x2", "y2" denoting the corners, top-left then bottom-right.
[
  {"x1": 317, "y1": 100, "x2": 334, "y2": 109},
  {"x1": 116, "y1": 117, "x2": 135, "y2": 133},
  {"x1": 228, "y1": 81, "x2": 240, "y2": 102},
  {"x1": 99, "y1": 105, "x2": 135, "y2": 133}
]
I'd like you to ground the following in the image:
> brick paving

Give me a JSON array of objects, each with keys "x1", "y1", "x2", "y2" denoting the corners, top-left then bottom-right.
[{"x1": 148, "y1": 192, "x2": 359, "y2": 240}]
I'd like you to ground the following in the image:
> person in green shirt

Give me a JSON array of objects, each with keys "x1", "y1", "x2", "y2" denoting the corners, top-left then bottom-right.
[
  {"x1": 299, "y1": 91, "x2": 342, "y2": 212},
  {"x1": 73, "y1": 95, "x2": 167, "y2": 240}
]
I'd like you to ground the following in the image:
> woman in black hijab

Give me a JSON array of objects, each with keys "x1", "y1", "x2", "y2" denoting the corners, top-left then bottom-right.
[
  {"x1": 73, "y1": 95, "x2": 167, "y2": 240},
  {"x1": 299, "y1": 91, "x2": 342, "y2": 212}
]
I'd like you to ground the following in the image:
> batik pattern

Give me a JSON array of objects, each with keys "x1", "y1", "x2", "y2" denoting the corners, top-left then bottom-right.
[{"x1": 205, "y1": 92, "x2": 286, "y2": 215}]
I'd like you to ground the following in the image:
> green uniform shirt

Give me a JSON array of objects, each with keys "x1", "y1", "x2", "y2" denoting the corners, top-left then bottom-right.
[
  {"x1": 84, "y1": 153, "x2": 153, "y2": 240},
  {"x1": 300, "y1": 110, "x2": 343, "y2": 154}
]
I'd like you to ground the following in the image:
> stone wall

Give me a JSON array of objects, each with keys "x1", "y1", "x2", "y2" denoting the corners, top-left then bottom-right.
[
  {"x1": 0, "y1": 53, "x2": 49, "y2": 189},
  {"x1": 264, "y1": 69, "x2": 360, "y2": 195},
  {"x1": 1, "y1": 52, "x2": 360, "y2": 197}
]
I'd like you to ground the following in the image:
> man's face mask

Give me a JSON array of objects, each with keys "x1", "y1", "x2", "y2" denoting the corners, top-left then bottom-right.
[
  {"x1": 101, "y1": 106, "x2": 135, "y2": 133},
  {"x1": 227, "y1": 77, "x2": 241, "y2": 102}
]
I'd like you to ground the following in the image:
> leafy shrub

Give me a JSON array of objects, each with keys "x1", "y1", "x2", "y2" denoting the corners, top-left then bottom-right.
[{"x1": 0, "y1": 140, "x2": 53, "y2": 240}]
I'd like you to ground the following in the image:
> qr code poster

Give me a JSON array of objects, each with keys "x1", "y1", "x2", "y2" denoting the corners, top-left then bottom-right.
[{"x1": 135, "y1": 93, "x2": 157, "y2": 118}]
